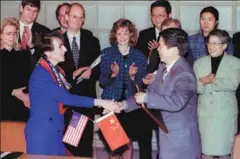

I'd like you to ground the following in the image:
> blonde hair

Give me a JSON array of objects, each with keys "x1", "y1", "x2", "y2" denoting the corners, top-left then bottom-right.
[{"x1": 0, "y1": 17, "x2": 21, "y2": 50}]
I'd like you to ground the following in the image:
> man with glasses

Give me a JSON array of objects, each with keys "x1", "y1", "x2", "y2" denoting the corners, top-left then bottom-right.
[
  {"x1": 58, "y1": 3, "x2": 100, "y2": 158},
  {"x1": 134, "y1": 1, "x2": 172, "y2": 159}
]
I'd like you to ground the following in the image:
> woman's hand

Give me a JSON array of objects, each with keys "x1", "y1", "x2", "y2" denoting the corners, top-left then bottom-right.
[
  {"x1": 94, "y1": 99, "x2": 121, "y2": 113},
  {"x1": 12, "y1": 87, "x2": 30, "y2": 108},
  {"x1": 129, "y1": 63, "x2": 138, "y2": 80},
  {"x1": 199, "y1": 73, "x2": 216, "y2": 85},
  {"x1": 111, "y1": 61, "x2": 119, "y2": 77}
]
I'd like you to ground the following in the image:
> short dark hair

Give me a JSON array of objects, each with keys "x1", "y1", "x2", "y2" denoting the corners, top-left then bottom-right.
[
  {"x1": 109, "y1": 18, "x2": 138, "y2": 47},
  {"x1": 42, "y1": 31, "x2": 64, "y2": 52},
  {"x1": 200, "y1": 6, "x2": 219, "y2": 21},
  {"x1": 56, "y1": 3, "x2": 70, "y2": 23},
  {"x1": 151, "y1": 0, "x2": 172, "y2": 15},
  {"x1": 207, "y1": 29, "x2": 230, "y2": 46},
  {"x1": 21, "y1": 0, "x2": 40, "y2": 10},
  {"x1": 159, "y1": 28, "x2": 189, "y2": 56}
]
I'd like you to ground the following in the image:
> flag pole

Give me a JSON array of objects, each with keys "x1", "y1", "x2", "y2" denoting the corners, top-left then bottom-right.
[{"x1": 135, "y1": 85, "x2": 168, "y2": 134}]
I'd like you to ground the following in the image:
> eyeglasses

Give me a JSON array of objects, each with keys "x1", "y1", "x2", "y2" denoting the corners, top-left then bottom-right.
[
  {"x1": 68, "y1": 14, "x2": 84, "y2": 21},
  {"x1": 2, "y1": 32, "x2": 18, "y2": 36},
  {"x1": 151, "y1": 14, "x2": 167, "y2": 19},
  {"x1": 206, "y1": 43, "x2": 223, "y2": 47}
]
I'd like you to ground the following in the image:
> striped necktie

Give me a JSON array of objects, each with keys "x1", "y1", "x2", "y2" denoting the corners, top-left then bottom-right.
[
  {"x1": 162, "y1": 67, "x2": 168, "y2": 80},
  {"x1": 72, "y1": 36, "x2": 79, "y2": 67}
]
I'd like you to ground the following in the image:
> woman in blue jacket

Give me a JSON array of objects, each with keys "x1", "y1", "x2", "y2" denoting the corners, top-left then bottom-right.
[{"x1": 25, "y1": 31, "x2": 119, "y2": 156}]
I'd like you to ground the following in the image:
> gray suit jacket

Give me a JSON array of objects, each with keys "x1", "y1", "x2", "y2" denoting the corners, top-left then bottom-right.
[{"x1": 125, "y1": 57, "x2": 201, "y2": 158}]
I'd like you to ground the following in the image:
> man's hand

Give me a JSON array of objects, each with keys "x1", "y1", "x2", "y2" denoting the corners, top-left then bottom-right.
[
  {"x1": 81, "y1": 69, "x2": 92, "y2": 79},
  {"x1": 134, "y1": 92, "x2": 146, "y2": 104},
  {"x1": 142, "y1": 73, "x2": 155, "y2": 85},
  {"x1": 24, "y1": 26, "x2": 34, "y2": 49},
  {"x1": 73, "y1": 66, "x2": 89, "y2": 77},
  {"x1": 94, "y1": 99, "x2": 121, "y2": 113},
  {"x1": 148, "y1": 40, "x2": 159, "y2": 52}
]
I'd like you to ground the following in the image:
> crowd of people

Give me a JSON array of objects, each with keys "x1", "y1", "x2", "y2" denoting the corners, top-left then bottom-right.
[{"x1": 1, "y1": 0, "x2": 240, "y2": 159}]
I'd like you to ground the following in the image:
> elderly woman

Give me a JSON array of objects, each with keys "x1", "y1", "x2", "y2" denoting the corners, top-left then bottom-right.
[
  {"x1": 0, "y1": 17, "x2": 31, "y2": 121},
  {"x1": 188, "y1": 6, "x2": 233, "y2": 63},
  {"x1": 25, "y1": 31, "x2": 119, "y2": 156},
  {"x1": 193, "y1": 29, "x2": 240, "y2": 159},
  {"x1": 99, "y1": 18, "x2": 147, "y2": 159}
]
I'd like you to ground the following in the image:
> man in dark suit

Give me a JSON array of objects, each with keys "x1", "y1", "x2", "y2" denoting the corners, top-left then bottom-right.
[
  {"x1": 133, "y1": 1, "x2": 172, "y2": 159},
  {"x1": 233, "y1": 32, "x2": 240, "y2": 131},
  {"x1": 52, "y1": 2, "x2": 70, "y2": 34},
  {"x1": 58, "y1": 3, "x2": 100, "y2": 157},
  {"x1": 19, "y1": 0, "x2": 50, "y2": 69}
]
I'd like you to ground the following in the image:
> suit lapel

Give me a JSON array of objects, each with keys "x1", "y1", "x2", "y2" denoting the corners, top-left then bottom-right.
[
  {"x1": 63, "y1": 33, "x2": 75, "y2": 69},
  {"x1": 150, "y1": 27, "x2": 156, "y2": 41},
  {"x1": 79, "y1": 30, "x2": 87, "y2": 67}
]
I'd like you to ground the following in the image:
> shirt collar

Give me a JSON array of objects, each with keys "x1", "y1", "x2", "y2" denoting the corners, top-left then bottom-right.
[
  {"x1": 19, "y1": 21, "x2": 34, "y2": 30},
  {"x1": 165, "y1": 62, "x2": 175, "y2": 73},
  {"x1": 155, "y1": 27, "x2": 160, "y2": 39},
  {"x1": 67, "y1": 31, "x2": 81, "y2": 40}
]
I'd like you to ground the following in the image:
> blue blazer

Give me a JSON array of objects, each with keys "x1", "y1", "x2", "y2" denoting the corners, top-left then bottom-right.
[
  {"x1": 25, "y1": 64, "x2": 94, "y2": 156},
  {"x1": 188, "y1": 32, "x2": 234, "y2": 62}
]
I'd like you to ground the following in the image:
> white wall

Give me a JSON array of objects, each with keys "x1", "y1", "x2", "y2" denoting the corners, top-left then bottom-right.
[{"x1": 1, "y1": 0, "x2": 240, "y2": 50}]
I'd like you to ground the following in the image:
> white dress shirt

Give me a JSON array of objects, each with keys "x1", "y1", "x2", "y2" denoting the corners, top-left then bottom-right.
[
  {"x1": 155, "y1": 27, "x2": 160, "y2": 40},
  {"x1": 67, "y1": 31, "x2": 81, "y2": 50}
]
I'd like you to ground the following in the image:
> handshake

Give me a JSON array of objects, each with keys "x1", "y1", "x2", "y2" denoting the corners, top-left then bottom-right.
[{"x1": 94, "y1": 99, "x2": 126, "y2": 114}]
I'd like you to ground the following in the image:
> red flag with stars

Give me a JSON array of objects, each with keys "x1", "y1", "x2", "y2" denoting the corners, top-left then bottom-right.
[{"x1": 96, "y1": 112, "x2": 130, "y2": 151}]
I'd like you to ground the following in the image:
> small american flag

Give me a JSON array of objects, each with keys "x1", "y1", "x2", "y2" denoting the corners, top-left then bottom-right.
[{"x1": 62, "y1": 112, "x2": 88, "y2": 147}]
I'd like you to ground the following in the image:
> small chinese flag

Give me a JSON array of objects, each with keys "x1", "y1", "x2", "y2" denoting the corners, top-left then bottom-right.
[{"x1": 96, "y1": 112, "x2": 130, "y2": 151}]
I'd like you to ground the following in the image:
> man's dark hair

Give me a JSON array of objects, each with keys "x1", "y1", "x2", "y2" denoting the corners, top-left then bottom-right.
[
  {"x1": 21, "y1": 0, "x2": 41, "y2": 10},
  {"x1": 55, "y1": 3, "x2": 70, "y2": 23},
  {"x1": 42, "y1": 31, "x2": 64, "y2": 52},
  {"x1": 151, "y1": 0, "x2": 172, "y2": 15},
  {"x1": 159, "y1": 28, "x2": 189, "y2": 56}
]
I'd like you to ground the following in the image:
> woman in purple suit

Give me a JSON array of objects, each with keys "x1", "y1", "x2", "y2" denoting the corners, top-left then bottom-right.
[{"x1": 25, "y1": 31, "x2": 120, "y2": 156}]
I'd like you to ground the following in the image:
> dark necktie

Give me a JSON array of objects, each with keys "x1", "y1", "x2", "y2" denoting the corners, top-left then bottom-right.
[{"x1": 72, "y1": 36, "x2": 79, "y2": 67}]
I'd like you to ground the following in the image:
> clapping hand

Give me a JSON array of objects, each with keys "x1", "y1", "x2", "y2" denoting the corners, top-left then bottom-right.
[
  {"x1": 199, "y1": 73, "x2": 216, "y2": 85},
  {"x1": 111, "y1": 61, "x2": 119, "y2": 77},
  {"x1": 23, "y1": 26, "x2": 34, "y2": 49},
  {"x1": 148, "y1": 40, "x2": 159, "y2": 52},
  {"x1": 129, "y1": 63, "x2": 138, "y2": 80}
]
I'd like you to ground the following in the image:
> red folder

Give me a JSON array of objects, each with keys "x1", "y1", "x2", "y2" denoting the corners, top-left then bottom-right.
[{"x1": 96, "y1": 112, "x2": 130, "y2": 151}]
